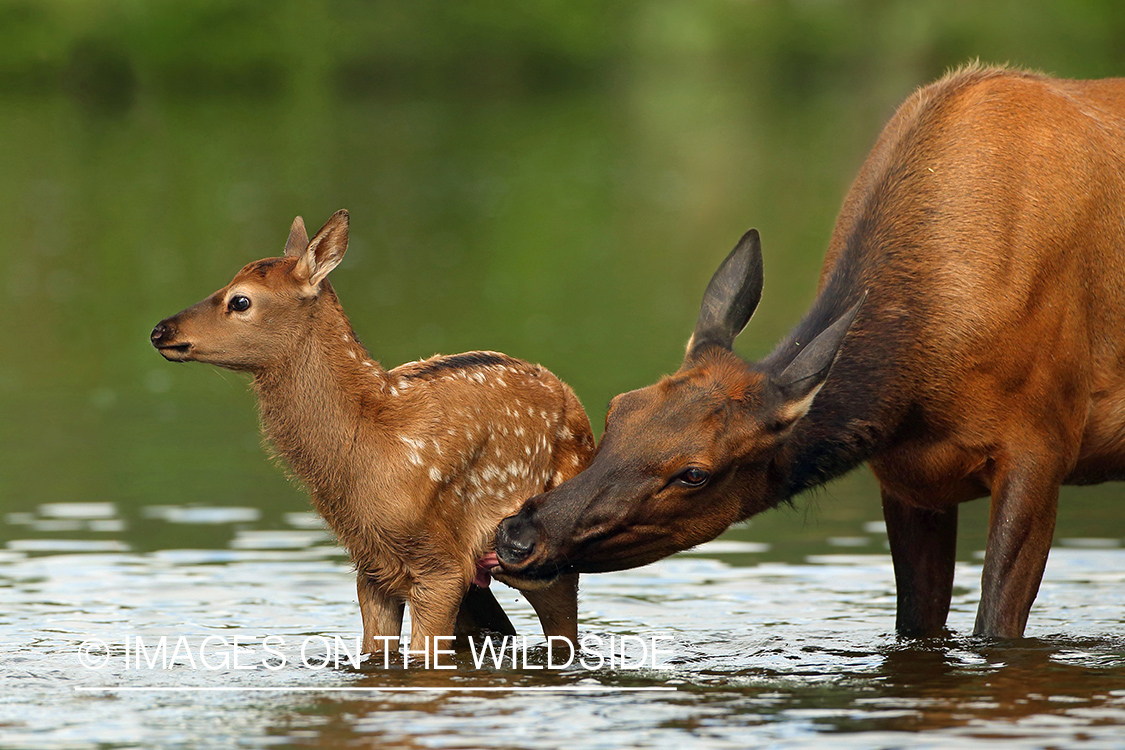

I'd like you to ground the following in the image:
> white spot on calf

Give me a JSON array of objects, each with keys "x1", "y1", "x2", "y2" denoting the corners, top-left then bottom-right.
[{"x1": 429, "y1": 467, "x2": 442, "y2": 483}]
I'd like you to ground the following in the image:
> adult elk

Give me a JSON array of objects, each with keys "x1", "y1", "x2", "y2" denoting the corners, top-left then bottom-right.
[
  {"x1": 152, "y1": 210, "x2": 594, "y2": 658},
  {"x1": 494, "y1": 65, "x2": 1125, "y2": 639}
]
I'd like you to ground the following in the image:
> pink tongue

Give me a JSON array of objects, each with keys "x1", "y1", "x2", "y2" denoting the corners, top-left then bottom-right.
[{"x1": 473, "y1": 552, "x2": 500, "y2": 587}]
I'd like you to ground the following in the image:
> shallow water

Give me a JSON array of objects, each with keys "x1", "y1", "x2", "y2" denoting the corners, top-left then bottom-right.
[{"x1": 2, "y1": 500, "x2": 1124, "y2": 749}]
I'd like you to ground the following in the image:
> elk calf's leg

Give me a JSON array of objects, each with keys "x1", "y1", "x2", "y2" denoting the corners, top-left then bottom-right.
[
  {"x1": 358, "y1": 573, "x2": 405, "y2": 657},
  {"x1": 408, "y1": 573, "x2": 470, "y2": 664},
  {"x1": 974, "y1": 458, "x2": 1061, "y2": 638},
  {"x1": 881, "y1": 490, "x2": 958, "y2": 638},
  {"x1": 454, "y1": 586, "x2": 516, "y2": 640},
  {"x1": 523, "y1": 572, "x2": 579, "y2": 646}
]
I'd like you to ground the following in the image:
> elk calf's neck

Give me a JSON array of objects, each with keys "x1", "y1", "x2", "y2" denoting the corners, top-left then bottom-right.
[{"x1": 152, "y1": 210, "x2": 594, "y2": 655}]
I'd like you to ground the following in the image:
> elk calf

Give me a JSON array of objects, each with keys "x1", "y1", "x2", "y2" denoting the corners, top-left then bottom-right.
[{"x1": 152, "y1": 210, "x2": 594, "y2": 657}]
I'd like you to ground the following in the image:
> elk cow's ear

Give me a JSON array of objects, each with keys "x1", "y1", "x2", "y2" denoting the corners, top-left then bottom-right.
[
  {"x1": 293, "y1": 209, "x2": 349, "y2": 289},
  {"x1": 284, "y1": 216, "x2": 309, "y2": 258},
  {"x1": 685, "y1": 229, "x2": 764, "y2": 365},
  {"x1": 772, "y1": 295, "x2": 865, "y2": 425}
]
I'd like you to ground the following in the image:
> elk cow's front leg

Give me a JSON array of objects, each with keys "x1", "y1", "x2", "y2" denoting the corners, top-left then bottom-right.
[
  {"x1": 357, "y1": 572, "x2": 405, "y2": 658},
  {"x1": 881, "y1": 489, "x2": 958, "y2": 638},
  {"x1": 974, "y1": 455, "x2": 1061, "y2": 638}
]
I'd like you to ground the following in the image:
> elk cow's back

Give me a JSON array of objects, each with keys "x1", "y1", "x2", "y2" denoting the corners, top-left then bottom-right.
[{"x1": 794, "y1": 65, "x2": 1125, "y2": 501}]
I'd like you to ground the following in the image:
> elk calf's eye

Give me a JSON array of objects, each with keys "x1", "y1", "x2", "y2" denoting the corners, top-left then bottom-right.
[
  {"x1": 228, "y1": 295, "x2": 251, "y2": 312},
  {"x1": 677, "y1": 467, "x2": 710, "y2": 488}
]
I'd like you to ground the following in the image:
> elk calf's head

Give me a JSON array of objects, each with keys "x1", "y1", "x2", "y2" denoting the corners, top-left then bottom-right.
[
  {"x1": 496, "y1": 230, "x2": 862, "y2": 580},
  {"x1": 150, "y1": 211, "x2": 349, "y2": 371}
]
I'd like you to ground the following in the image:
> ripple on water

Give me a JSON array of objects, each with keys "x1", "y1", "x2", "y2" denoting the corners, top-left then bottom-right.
[
  {"x1": 0, "y1": 543, "x2": 1123, "y2": 749},
  {"x1": 143, "y1": 505, "x2": 261, "y2": 524}
]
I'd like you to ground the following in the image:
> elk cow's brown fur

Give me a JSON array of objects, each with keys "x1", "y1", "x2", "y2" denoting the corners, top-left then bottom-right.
[
  {"x1": 151, "y1": 210, "x2": 594, "y2": 658},
  {"x1": 494, "y1": 64, "x2": 1125, "y2": 639}
]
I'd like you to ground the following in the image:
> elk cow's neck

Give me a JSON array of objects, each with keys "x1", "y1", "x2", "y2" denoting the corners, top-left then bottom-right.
[
  {"x1": 763, "y1": 285, "x2": 914, "y2": 504},
  {"x1": 250, "y1": 290, "x2": 386, "y2": 503}
]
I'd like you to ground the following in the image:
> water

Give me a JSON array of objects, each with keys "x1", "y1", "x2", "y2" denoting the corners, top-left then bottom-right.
[
  {"x1": 4, "y1": 4, "x2": 1125, "y2": 747},
  {"x1": 2, "y1": 498, "x2": 1124, "y2": 749}
]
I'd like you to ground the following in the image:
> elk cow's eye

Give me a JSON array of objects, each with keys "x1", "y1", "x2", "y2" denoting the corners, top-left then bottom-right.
[
  {"x1": 228, "y1": 295, "x2": 251, "y2": 313},
  {"x1": 675, "y1": 467, "x2": 711, "y2": 488}
]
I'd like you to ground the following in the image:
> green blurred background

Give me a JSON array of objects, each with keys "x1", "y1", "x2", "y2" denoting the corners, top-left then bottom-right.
[{"x1": 2, "y1": 0, "x2": 1123, "y2": 557}]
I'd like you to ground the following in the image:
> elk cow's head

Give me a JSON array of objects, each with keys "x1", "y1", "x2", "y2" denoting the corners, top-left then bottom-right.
[{"x1": 494, "y1": 230, "x2": 861, "y2": 583}]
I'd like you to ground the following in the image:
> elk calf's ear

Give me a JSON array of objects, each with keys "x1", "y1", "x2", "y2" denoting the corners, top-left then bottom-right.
[
  {"x1": 284, "y1": 216, "x2": 309, "y2": 258},
  {"x1": 294, "y1": 209, "x2": 349, "y2": 288},
  {"x1": 773, "y1": 295, "x2": 864, "y2": 424},
  {"x1": 686, "y1": 229, "x2": 764, "y2": 363}
]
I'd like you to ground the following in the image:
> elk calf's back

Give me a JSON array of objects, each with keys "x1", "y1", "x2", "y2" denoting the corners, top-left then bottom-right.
[
  {"x1": 494, "y1": 64, "x2": 1125, "y2": 639},
  {"x1": 151, "y1": 210, "x2": 594, "y2": 654}
]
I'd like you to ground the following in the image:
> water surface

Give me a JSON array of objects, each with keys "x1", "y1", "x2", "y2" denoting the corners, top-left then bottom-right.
[{"x1": 2, "y1": 498, "x2": 1124, "y2": 749}]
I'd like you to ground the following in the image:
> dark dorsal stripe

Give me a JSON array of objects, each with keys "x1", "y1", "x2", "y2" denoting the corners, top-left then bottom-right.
[{"x1": 402, "y1": 351, "x2": 517, "y2": 380}]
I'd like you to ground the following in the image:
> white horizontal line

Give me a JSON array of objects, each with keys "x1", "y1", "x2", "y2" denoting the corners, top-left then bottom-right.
[{"x1": 74, "y1": 686, "x2": 676, "y2": 693}]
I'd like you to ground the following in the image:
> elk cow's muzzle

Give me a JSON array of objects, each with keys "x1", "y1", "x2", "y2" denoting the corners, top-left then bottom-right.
[
  {"x1": 495, "y1": 512, "x2": 538, "y2": 566},
  {"x1": 492, "y1": 454, "x2": 690, "y2": 582},
  {"x1": 492, "y1": 498, "x2": 573, "y2": 587}
]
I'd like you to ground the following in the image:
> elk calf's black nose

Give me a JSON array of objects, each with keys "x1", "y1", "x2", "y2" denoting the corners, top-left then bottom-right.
[{"x1": 150, "y1": 322, "x2": 167, "y2": 344}]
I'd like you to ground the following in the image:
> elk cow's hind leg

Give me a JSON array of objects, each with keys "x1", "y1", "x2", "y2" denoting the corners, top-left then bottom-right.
[{"x1": 880, "y1": 489, "x2": 958, "y2": 638}]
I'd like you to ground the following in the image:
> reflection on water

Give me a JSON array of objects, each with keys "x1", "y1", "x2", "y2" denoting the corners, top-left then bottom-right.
[{"x1": 1, "y1": 501, "x2": 1123, "y2": 749}]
